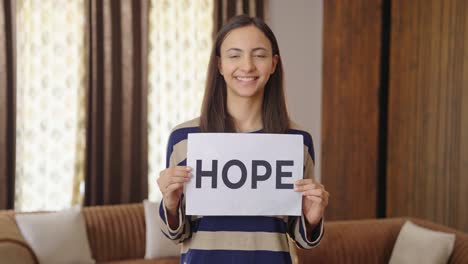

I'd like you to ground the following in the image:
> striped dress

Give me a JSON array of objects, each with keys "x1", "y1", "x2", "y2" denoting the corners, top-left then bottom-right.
[{"x1": 158, "y1": 118, "x2": 324, "y2": 264}]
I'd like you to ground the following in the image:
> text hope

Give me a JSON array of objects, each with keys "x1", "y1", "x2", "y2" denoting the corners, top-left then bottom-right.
[{"x1": 195, "y1": 159, "x2": 295, "y2": 190}]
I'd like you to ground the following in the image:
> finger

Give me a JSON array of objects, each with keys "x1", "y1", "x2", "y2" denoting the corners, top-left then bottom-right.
[
  {"x1": 166, "y1": 177, "x2": 190, "y2": 186},
  {"x1": 303, "y1": 190, "x2": 329, "y2": 205},
  {"x1": 162, "y1": 167, "x2": 192, "y2": 178},
  {"x1": 168, "y1": 176, "x2": 191, "y2": 184},
  {"x1": 173, "y1": 166, "x2": 192, "y2": 172},
  {"x1": 294, "y1": 183, "x2": 318, "y2": 192},
  {"x1": 308, "y1": 189, "x2": 329, "y2": 199},
  {"x1": 160, "y1": 166, "x2": 192, "y2": 176},
  {"x1": 294, "y1": 179, "x2": 315, "y2": 186},
  {"x1": 301, "y1": 189, "x2": 324, "y2": 197},
  {"x1": 169, "y1": 170, "x2": 192, "y2": 178},
  {"x1": 304, "y1": 195, "x2": 323, "y2": 204},
  {"x1": 157, "y1": 177, "x2": 167, "y2": 189},
  {"x1": 165, "y1": 182, "x2": 184, "y2": 194},
  {"x1": 157, "y1": 172, "x2": 190, "y2": 187},
  {"x1": 304, "y1": 194, "x2": 329, "y2": 207}
]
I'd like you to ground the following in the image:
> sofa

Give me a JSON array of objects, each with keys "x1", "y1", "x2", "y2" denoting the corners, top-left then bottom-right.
[
  {"x1": 295, "y1": 217, "x2": 468, "y2": 264},
  {"x1": 1, "y1": 203, "x2": 467, "y2": 263}
]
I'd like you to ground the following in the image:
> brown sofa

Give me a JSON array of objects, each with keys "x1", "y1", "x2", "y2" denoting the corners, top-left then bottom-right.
[
  {"x1": 1, "y1": 203, "x2": 467, "y2": 263},
  {"x1": 295, "y1": 217, "x2": 468, "y2": 264}
]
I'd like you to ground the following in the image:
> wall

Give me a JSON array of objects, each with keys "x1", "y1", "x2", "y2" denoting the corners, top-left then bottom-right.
[{"x1": 266, "y1": 0, "x2": 323, "y2": 180}]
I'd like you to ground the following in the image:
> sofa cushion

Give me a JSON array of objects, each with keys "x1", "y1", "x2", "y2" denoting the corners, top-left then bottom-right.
[
  {"x1": 99, "y1": 257, "x2": 179, "y2": 264},
  {"x1": 389, "y1": 220, "x2": 455, "y2": 264},
  {"x1": 143, "y1": 200, "x2": 180, "y2": 259},
  {"x1": 15, "y1": 206, "x2": 95, "y2": 264}
]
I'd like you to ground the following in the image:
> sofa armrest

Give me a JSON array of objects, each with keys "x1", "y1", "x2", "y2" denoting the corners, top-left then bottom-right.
[
  {"x1": 296, "y1": 218, "x2": 405, "y2": 264},
  {"x1": 83, "y1": 203, "x2": 146, "y2": 262},
  {"x1": 0, "y1": 213, "x2": 38, "y2": 264},
  {"x1": 450, "y1": 237, "x2": 468, "y2": 264},
  {"x1": 0, "y1": 241, "x2": 37, "y2": 264},
  {"x1": 409, "y1": 218, "x2": 468, "y2": 264}
]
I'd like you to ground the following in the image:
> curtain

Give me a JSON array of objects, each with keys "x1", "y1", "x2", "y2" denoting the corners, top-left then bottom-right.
[
  {"x1": 147, "y1": 0, "x2": 213, "y2": 201},
  {"x1": 0, "y1": 0, "x2": 15, "y2": 210},
  {"x1": 213, "y1": 0, "x2": 264, "y2": 36},
  {"x1": 85, "y1": 0, "x2": 149, "y2": 206},
  {"x1": 15, "y1": 0, "x2": 87, "y2": 212}
]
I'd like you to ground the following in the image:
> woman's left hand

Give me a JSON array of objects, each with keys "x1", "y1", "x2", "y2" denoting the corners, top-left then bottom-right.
[{"x1": 294, "y1": 179, "x2": 329, "y2": 226}]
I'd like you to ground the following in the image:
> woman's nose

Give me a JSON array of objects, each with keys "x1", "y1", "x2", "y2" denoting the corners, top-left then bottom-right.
[{"x1": 240, "y1": 57, "x2": 255, "y2": 72}]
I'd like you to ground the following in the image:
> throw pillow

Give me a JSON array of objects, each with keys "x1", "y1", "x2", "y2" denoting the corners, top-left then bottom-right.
[
  {"x1": 389, "y1": 220, "x2": 455, "y2": 264},
  {"x1": 143, "y1": 200, "x2": 181, "y2": 258},
  {"x1": 15, "y1": 206, "x2": 95, "y2": 264}
]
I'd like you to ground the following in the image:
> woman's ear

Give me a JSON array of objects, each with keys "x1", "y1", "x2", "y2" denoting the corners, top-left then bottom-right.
[
  {"x1": 217, "y1": 56, "x2": 223, "y2": 75},
  {"x1": 271, "y1": 54, "x2": 279, "y2": 74}
]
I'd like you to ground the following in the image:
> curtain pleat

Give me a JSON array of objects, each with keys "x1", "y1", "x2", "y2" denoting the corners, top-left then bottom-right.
[
  {"x1": 85, "y1": 0, "x2": 149, "y2": 206},
  {"x1": 0, "y1": 0, "x2": 16, "y2": 210},
  {"x1": 213, "y1": 0, "x2": 265, "y2": 37},
  {"x1": 255, "y1": 0, "x2": 264, "y2": 19}
]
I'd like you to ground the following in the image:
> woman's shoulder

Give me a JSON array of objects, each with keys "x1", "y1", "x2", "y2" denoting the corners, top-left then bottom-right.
[
  {"x1": 168, "y1": 117, "x2": 201, "y2": 138},
  {"x1": 166, "y1": 117, "x2": 200, "y2": 149},
  {"x1": 289, "y1": 120, "x2": 315, "y2": 161},
  {"x1": 288, "y1": 120, "x2": 311, "y2": 136},
  {"x1": 171, "y1": 117, "x2": 200, "y2": 131},
  {"x1": 288, "y1": 120, "x2": 314, "y2": 146}
]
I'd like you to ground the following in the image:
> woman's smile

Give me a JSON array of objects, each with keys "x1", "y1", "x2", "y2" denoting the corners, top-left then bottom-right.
[{"x1": 235, "y1": 76, "x2": 258, "y2": 81}]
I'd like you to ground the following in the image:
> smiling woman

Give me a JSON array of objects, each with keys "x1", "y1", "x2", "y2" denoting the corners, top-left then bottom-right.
[{"x1": 156, "y1": 15, "x2": 328, "y2": 264}]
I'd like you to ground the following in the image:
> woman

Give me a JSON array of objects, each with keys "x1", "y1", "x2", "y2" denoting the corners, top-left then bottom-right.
[{"x1": 157, "y1": 15, "x2": 329, "y2": 264}]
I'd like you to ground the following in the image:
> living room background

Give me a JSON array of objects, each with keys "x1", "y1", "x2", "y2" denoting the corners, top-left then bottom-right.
[
  {"x1": 1, "y1": 0, "x2": 466, "y2": 232},
  {"x1": 6, "y1": 0, "x2": 263, "y2": 211}
]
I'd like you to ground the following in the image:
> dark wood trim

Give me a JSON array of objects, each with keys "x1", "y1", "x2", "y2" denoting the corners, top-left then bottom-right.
[{"x1": 0, "y1": 0, "x2": 16, "y2": 210}]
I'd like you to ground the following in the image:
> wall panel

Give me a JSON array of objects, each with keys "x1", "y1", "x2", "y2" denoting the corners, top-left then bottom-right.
[
  {"x1": 387, "y1": 0, "x2": 468, "y2": 231},
  {"x1": 322, "y1": 0, "x2": 383, "y2": 220}
]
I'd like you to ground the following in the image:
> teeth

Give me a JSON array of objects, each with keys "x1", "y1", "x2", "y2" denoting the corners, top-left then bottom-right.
[{"x1": 236, "y1": 77, "x2": 256, "y2": 81}]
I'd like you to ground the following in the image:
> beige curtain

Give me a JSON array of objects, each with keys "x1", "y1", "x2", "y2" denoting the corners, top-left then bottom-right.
[
  {"x1": 85, "y1": 0, "x2": 149, "y2": 205},
  {"x1": 15, "y1": 0, "x2": 87, "y2": 211},
  {"x1": 0, "y1": 0, "x2": 15, "y2": 210},
  {"x1": 147, "y1": 0, "x2": 214, "y2": 201}
]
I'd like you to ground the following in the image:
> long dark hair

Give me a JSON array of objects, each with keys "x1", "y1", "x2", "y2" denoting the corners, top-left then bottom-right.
[{"x1": 200, "y1": 15, "x2": 289, "y2": 133}]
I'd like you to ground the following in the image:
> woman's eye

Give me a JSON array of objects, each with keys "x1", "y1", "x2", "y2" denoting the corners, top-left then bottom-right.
[
  {"x1": 228, "y1": 55, "x2": 240, "y2": 58},
  {"x1": 254, "y1": 55, "x2": 267, "y2": 58}
]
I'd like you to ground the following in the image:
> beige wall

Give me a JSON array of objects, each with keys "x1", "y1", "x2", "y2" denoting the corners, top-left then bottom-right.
[{"x1": 266, "y1": 0, "x2": 323, "y2": 180}]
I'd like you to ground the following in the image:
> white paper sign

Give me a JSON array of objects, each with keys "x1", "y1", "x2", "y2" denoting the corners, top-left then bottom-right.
[{"x1": 186, "y1": 133, "x2": 303, "y2": 216}]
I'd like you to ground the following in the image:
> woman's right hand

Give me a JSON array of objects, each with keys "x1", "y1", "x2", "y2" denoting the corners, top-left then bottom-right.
[{"x1": 157, "y1": 166, "x2": 192, "y2": 214}]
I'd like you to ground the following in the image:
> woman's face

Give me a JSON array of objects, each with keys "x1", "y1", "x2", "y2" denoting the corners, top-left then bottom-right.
[{"x1": 218, "y1": 25, "x2": 278, "y2": 101}]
